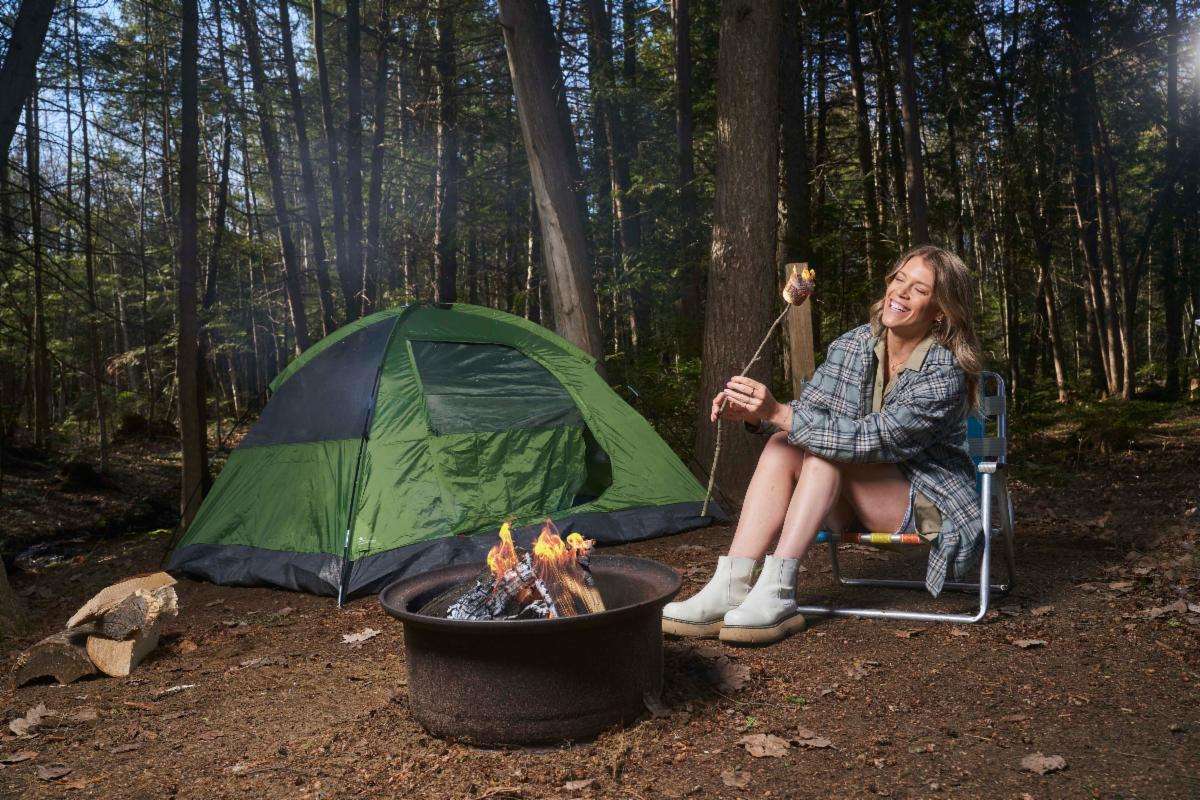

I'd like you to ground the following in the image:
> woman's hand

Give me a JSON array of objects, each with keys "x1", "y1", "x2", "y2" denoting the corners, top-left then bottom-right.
[{"x1": 711, "y1": 377, "x2": 791, "y2": 430}]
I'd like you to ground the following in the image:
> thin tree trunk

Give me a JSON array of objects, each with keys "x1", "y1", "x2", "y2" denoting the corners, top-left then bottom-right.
[
  {"x1": 525, "y1": 188, "x2": 542, "y2": 323},
  {"x1": 498, "y1": 0, "x2": 606, "y2": 367},
  {"x1": 896, "y1": 0, "x2": 929, "y2": 245},
  {"x1": 72, "y1": 3, "x2": 108, "y2": 471},
  {"x1": 843, "y1": 0, "x2": 883, "y2": 282},
  {"x1": 434, "y1": 0, "x2": 459, "y2": 303},
  {"x1": 178, "y1": 0, "x2": 209, "y2": 526},
  {"x1": 26, "y1": 87, "x2": 50, "y2": 449},
  {"x1": 696, "y1": 0, "x2": 781, "y2": 508},
  {"x1": 673, "y1": 0, "x2": 701, "y2": 346},
  {"x1": 312, "y1": 0, "x2": 355, "y2": 320},
  {"x1": 233, "y1": 0, "x2": 310, "y2": 352},
  {"x1": 345, "y1": 0, "x2": 367, "y2": 316},
  {"x1": 366, "y1": 3, "x2": 392, "y2": 309},
  {"x1": 279, "y1": 0, "x2": 337, "y2": 334},
  {"x1": 1161, "y1": 0, "x2": 1182, "y2": 395}
]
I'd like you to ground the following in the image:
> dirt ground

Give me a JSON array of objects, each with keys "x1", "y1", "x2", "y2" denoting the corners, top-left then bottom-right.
[{"x1": 2, "y1": 406, "x2": 1198, "y2": 799}]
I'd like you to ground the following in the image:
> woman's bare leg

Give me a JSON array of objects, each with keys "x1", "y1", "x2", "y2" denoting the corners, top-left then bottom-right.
[
  {"x1": 727, "y1": 432, "x2": 807, "y2": 559},
  {"x1": 773, "y1": 455, "x2": 911, "y2": 559}
]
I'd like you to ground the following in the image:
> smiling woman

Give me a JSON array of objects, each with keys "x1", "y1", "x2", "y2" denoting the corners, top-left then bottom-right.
[{"x1": 665, "y1": 245, "x2": 985, "y2": 645}]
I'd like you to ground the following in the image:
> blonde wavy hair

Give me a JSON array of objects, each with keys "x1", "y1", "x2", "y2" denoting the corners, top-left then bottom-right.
[{"x1": 869, "y1": 244, "x2": 983, "y2": 406}]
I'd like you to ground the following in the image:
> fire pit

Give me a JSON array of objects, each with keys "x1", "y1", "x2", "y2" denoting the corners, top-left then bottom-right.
[{"x1": 379, "y1": 554, "x2": 681, "y2": 745}]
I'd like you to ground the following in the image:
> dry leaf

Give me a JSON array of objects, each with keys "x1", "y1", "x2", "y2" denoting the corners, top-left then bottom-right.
[
  {"x1": 1145, "y1": 600, "x2": 1188, "y2": 619},
  {"x1": 0, "y1": 751, "x2": 38, "y2": 764},
  {"x1": 341, "y1": 627, "x2": 381, "y2": 647},
  {"x1": 794, "y1": 727, "x2": 818, "y2": 740},
  {"x1": 949, "y1": 627, "x2": 971, "y2": 637},
  {"x1": 198, "y1": 730, "x2": 224, "y2": 741},
  {"x1": 1021, "y1": 752, "x2": 1067, "y2": 775},
  {"x1": 62, "y1": 775, "x2": 96, "y2": 790},
  {"x1": 894, "y1": 628, "x2": 924, "y2": 639},
  {"x1": 109, "y1": 743, "x2": 143, "y2": 754},
  {"x1": 721, "y1": 769, "x2": 751, "y2": 788},
  {"x1": 177, "y1": 639, "x2": 198, "y2": 654},
  {"x1": 9, "y1": 704, "x2": 54, "y2": 737},
  {"x1": 563, "y1": 777, "x2": 597, "y2": 791},
  {"x1": 1107, "y1": 581, "x2": 1134, "y2": 592},
  {"x1": 1011, "y1": 638, "x2": 1047, "y2": 649},
  {"x1": 795, "y1": 737, "x2": 833, "y2": 749},
  {"x1": 1030, "y1": 605, "x2": 1054, "y2": 617},
  {"x1": 36, "y1": 764, "x2": 73, "y2": 781},
  {"x1": 154, "y1": 684, "x2": 196, "y2": 699},
  {"x1": 64, "y1": 708, "x2": 98, "y2": 723},
  {"x1": 708, "y1": 658, "x2": 750, "y2": 693},
  {"x1": 738, "y1": 734, "x2": 791, "y2": 758}
]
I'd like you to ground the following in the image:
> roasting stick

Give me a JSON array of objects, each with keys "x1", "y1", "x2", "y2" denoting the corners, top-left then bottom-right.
[{"x1": 700, "y1": 264, "x2": 815, "y2": 519}]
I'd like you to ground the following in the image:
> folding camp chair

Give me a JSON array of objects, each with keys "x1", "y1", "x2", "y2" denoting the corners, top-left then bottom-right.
[{"x1": 796, "y1": 371, "x2": 1016, "y2": 624}]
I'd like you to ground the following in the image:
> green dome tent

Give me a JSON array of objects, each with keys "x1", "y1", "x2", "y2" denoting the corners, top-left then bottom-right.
[{"x1": 168, "y1": 303, "x2": 725, "y2": 600}]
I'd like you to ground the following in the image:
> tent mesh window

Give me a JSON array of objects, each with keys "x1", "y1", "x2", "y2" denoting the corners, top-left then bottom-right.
[{"x1": 409, "y1": 340, "x2": 612, "y2": 508}]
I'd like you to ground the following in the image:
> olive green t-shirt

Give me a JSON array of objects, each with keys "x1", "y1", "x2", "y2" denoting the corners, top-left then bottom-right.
[{"x1": 873, "y1": 333, "x2": 943, "y2": 536}]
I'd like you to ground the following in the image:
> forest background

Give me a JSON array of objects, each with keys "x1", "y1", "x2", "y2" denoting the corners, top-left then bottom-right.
[{"x1": 0, "y1": 0, "x2": 1197, "y2": 556}]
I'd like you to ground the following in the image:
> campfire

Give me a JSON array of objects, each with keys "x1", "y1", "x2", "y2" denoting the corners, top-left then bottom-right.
[{"x1": 429, "y1": 521, "x2": 607, "y2": 620}]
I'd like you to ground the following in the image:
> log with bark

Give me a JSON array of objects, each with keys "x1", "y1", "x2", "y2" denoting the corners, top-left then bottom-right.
[{"x1": 14, "y1": 624, "x2": 100, "y2": 687}]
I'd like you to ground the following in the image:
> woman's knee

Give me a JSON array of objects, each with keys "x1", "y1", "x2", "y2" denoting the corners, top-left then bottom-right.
[{"x1": 759, "y1": 430, "x2": 806, "y2": 473}]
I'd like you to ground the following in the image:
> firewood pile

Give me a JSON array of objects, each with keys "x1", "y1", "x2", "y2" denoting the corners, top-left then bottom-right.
[
  {"x1": 423, "y1": 522, "x2": 606, "y2": 621},
  {"x1": 14, "y1": 573, "x2": 179, "y2": 686}
]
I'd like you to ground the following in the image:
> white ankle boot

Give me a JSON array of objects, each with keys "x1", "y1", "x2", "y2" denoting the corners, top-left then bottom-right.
[
  {"x1": 719, "y1": 554, "x2": 806, "y2": 645},
  {"x1": 662, "y1": 555, "x2": 757, "y2": 638}
]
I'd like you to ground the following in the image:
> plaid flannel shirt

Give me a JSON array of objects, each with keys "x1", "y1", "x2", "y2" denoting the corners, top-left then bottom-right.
[{"x1": 757, "y1": 323, "x2": 981, "y2": 596}]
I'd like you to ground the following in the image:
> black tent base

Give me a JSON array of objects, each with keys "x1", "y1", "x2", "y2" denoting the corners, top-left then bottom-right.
[{"x1": 167, "y1": 501, "x2": 728, "y2": 600}]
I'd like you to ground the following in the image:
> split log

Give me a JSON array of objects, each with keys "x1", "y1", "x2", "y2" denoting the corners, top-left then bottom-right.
[
  {"x1": 14, "y1": 624, "x2": 100, "y2": 686},
  {"x1": 86, "y1": 621, "x2": 162, "y2": 678},
  {"x1": 99, "y1": 586, "x2": 178, "y2": 640},
  {"x1": 66, "y1": 572, "x2": 176, "y2": 629}
]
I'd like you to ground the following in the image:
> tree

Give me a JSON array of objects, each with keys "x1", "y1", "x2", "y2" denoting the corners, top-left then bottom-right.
[
  {"x1": 434, "y1": 0, "x2": 459, "y2": 303},
  {"x1": 233, "y1": 0, "x2": 311, "y2": 352},
  {"x1": 843, "y1": 0, "x2": 884, "y2": 281},
  {"x1": 498, "y1": 0, "x2": 606, "y2": 367},
  {"x1": 695, "y1": 0, "x2": 781, "y2": 507},
  {"x1": 896, "y1": 0, "x2": 929, "y2": 245},
  {"x1": 178, "y1": 0, "x2": 208, "y2": 526},
  {"x1": 346, "y1": 0, "x2": 367, "y2": 315},
  {"x1": 0, "y1": 0, "x2": 56, "y2": 169}
]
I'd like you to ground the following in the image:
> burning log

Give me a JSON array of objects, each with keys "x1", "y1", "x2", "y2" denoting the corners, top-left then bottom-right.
[{"x1": 434, "y1": 521, "x2": 606, "y2": 621}]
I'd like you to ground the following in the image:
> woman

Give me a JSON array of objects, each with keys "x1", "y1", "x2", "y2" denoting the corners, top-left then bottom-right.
[{"x1": 664, "y1": 245, "x2": 984, "y2": 645}]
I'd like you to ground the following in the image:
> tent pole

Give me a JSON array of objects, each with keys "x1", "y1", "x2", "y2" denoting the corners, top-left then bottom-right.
[{"x1": 337, "y1": 315, "x2": 404, "y2": 606}]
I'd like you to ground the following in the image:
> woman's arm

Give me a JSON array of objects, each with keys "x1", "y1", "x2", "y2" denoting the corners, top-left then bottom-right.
[{"x1": 787, "y1": 366, "x2": 967, "y2": 463}]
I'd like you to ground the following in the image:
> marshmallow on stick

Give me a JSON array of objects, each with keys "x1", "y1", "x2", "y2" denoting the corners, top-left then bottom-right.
[{"x1": 782, "y1": 262, "x2": 816, "y2": 306}]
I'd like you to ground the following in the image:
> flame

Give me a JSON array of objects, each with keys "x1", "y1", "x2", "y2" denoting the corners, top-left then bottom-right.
[{"x1": 486, "y1": 521, "x2": 519, "y2": 578}]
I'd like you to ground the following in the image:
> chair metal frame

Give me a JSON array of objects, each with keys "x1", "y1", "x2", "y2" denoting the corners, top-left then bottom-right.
[{"x1": 796, "y1": 371, "x2": 1017, "y2": 624}]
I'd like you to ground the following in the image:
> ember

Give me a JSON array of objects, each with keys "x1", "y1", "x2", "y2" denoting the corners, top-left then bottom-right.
[{"x1": 434, "y1": 521, "x2": 606, "y2": 620}]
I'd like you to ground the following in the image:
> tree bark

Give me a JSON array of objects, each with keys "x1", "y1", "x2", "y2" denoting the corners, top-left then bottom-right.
[
  {"x1": 345, "y1": 0, "x2": 367, "y2": 315},
  {"x1": 312, "y1": 0, "x2": 355, "y2": 320},
  {"x1": 695, "y1": 0, "x2": 781, "y2": 508},
  {"x1": 843, "y1": 0, "x2": 883, "y2": 282},
  {"x1": 233, "y1": 0, "x2": 310, "y2": 352},
  {"x1": 434, "y1": 0, "x2": 459, "y2": 303},
  {"x1": 0, "y1": 0, "x2": 55, "y2": 171},
  {"x1": 498, "y1": 0, "x2": 606, "y2": 368},
  {"x1": 895, "y1": 0, "x2": 929, "y2": 245},
  {"x1": 178, "y1": 0, "x2": 208, "y2": 526},
  {"x1": 279, "y1": 0, "x2": 337, "y2": 335},
  {"x1": 1160, "y1": 0, "x2": 1182, "y2": 395}
]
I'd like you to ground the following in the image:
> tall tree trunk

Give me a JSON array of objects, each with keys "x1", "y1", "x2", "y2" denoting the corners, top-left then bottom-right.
[
  {"x1": 673, "y1": 0, "x2": 701, "y2": 347},
  {"x1": 525, "y1": 188, "x2": 542, "y2": 323},
  {"x1": 178, "y1": 0, "x2": 208, "y2": 526},
  {"x1": 366, "y1": 3, "x2": 392, "y2": 307},
  {"x1": 498, "y1": 0, "x2": 606, "y2": 368},
  {"x1": 584, "y1": 0, "x2": 644, "y2": 347},
  {"x1": 843, "y1": 0, "x2": 883, "y2": 282},
  {"x1": 233, "y1": 0, "x2": 310, "y2": 352},
  {"x1": 26, "y1": 86, "x2": 50, "y2": 449},
  {"x1": 434, "y1": 0, "x2": 459, "y2": 303},
  {"x1": 203, "y1": 0, "x2": 232, "y2": 311},
  {"x1": 1161, "y1": 0, "x2": 1182, "y2": 395},
  {"x1": 73, "y1": 3, "x2": 108, "y2": 471},
  {"x1": 279, "y1": 0, "x2": 337, "y2": 335},
  {"x1": 896, "y1": 0, "x2": 928, "y2": 245},
  {"x1": 312, "y1": 0, "x2": 355, "y2": 320},
  {"x1": 696, "y1": 0, "x2": 781, "y2": 508},
  {"x1": 0, "y1": 0, "x2": 55, "y2": 168},
  {"x1": 345, "y1": 0, "x2": 367, "y2": 315}
]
